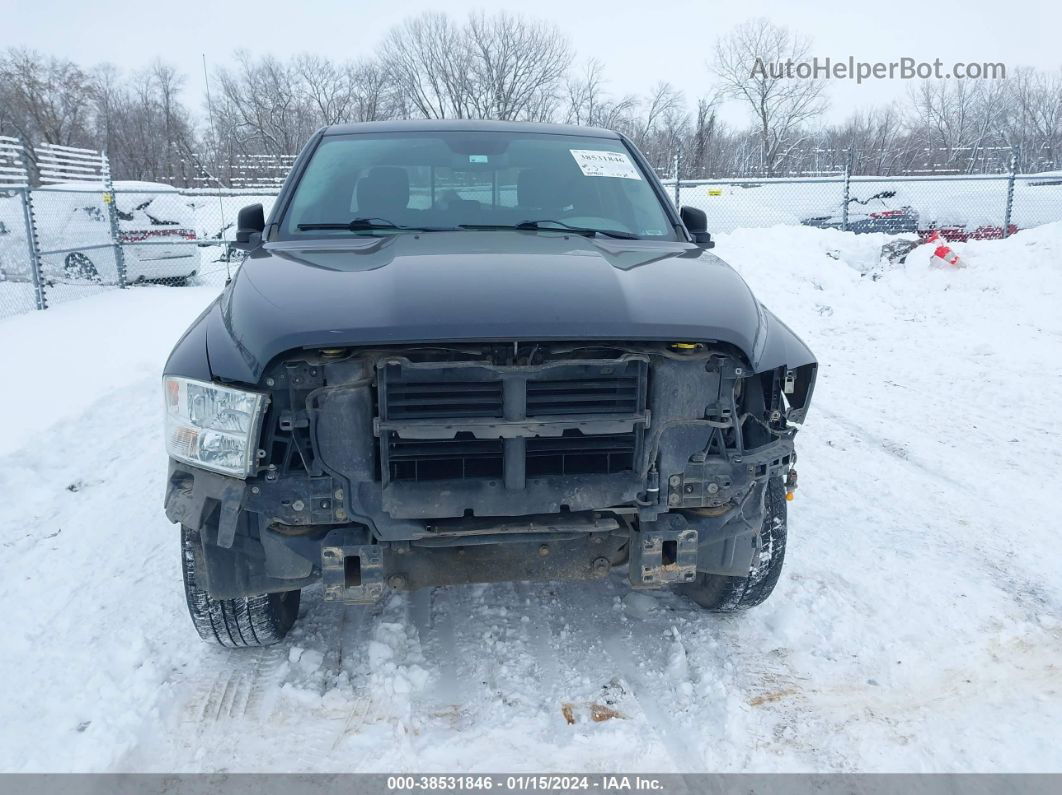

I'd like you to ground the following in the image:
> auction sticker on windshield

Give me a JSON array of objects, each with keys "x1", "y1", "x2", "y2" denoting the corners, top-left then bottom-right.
[{"x1": 570, "y1": 149, "x2": 642, "y2": 180}]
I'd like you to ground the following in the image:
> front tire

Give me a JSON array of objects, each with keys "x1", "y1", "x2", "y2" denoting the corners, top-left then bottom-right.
[
  {"x1": 678, "y1": 476, "x2": 788, "y2": 611},
  {"x1": 64, "y1": 252, "x2": 100, "y2": 282},
  {"x1": 181, "y1": 526, "x2": 300, "y2": 647}
]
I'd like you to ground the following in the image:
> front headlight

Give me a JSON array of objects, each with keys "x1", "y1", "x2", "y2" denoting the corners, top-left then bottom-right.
[{"x1": 164, "y1": 376, "x2": 267, "y2": 478}]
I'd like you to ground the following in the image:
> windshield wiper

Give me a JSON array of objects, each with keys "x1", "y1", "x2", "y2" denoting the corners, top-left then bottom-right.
[
  {"x1": 297, "y1": 217, "x2": 641, "y2": 239},
  {"x1": 513, "y1": 219, "x2": 641, "y2": 239},
  {"x1": 297, "y1": 217, "x2": 457, "y2": 233},
  {"x1": 457, "y1": 221, "x2": 640, "y2": 239}
]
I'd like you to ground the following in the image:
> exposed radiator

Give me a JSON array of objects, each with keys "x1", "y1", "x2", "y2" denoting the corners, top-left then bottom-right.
[
  {"x1": 526, "y1": 376, "x2": 641, "y2": 416},
  {"x1": 385, "y1": 380, "x2": 504, "y2": 419},
  {"x1": 377, "y1": 356, "x2": 648, "y2": 485},
  {"x1": 387, "y1": 434, "x2": 504, "y2": 481}
]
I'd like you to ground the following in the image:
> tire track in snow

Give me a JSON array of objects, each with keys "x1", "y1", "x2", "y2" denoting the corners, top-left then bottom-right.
[
  {"x1": 814, "y1": 403, "x2": 965, "y2": 489},
  {"x1": 599, "y1": 616, "x2": 700, "y2": 767},
  {"x1": 407, "y1": 585, "x2": 477, "y2": 712},
  {"x1": 185, "y1": 646, "x2": 289, "y2": 727},
  {"x1": 816, "y1": 396, "x2": 1062, "y2": 620},
  {"x1": 327, "y1": 599, "x2": 395, "y2": 759},
  {"x1": 514, "y1": 582, "x2": 562, "y2": 689},
  {"x1": 517, "y1": 576, "x2": 702, "y2": 769},
  {"x1": 431, "y1": 586, "x2": 469, "y2": 706}
]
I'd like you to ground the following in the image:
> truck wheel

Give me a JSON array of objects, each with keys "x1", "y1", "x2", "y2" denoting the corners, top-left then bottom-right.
[
  {"x1": 678, "y1": 476, "x2": 788, "y2": 611},
  {"x1": 64, "y1": 252, "x2": 99, "y2": 282},
  {"x1": 181, "y1": 526, "x2": 300, "y2": 647}
]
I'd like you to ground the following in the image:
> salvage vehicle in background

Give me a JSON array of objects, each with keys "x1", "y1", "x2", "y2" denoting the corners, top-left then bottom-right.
[
  {"x1": 163, "y1": 120, "x2": 817, "y2": 647},
  {"x1": 916, "y1": 223, "x2": 1018, "y2": 242},
  {"x1": 0, "y1": 190, "x2": 26, "y2": 284},
  {"x1": 802, "y1": 190, "x2": 919, "y2": 234},
  {"x1": 802, "y1": 188, "x2": 1021, "y2": 240},
  {"x1": 31, "y1": 180, "x2": 199, "y2": 285}
]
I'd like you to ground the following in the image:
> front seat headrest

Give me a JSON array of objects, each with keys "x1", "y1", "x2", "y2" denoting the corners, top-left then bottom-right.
[{"x1": 356, "y1": 166, "x2": 410, "y2": 218}]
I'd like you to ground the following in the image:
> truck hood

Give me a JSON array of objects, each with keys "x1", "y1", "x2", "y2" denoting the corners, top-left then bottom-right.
[{"x1": 205, "y1": 231, "x2": 772, "y2": 383}]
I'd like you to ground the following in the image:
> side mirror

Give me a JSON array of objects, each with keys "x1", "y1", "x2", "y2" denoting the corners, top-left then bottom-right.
[
  {"x1": 234, "y1": 203, "x2": 265, "y2": 249},
  {"x1": 680, "y1": 205, "x2": 714, "y2": 248}
]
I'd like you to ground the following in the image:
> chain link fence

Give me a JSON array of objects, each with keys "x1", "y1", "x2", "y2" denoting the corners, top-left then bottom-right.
[
  {"x1": 1, "y1": 184, "x2": 276, "y2": 318},
  {"x1": 3, "y1": 134, "x2": 1062, "y2": 322},
  {"x1": 0, "y1": 139, "x2": 281, "y2": 319},
  {"x1": 666, "y1": 171, "x2": 1062, "y2": 240}
]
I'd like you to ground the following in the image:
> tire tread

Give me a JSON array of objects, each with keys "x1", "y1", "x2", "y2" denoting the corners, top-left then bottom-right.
[
  {"x1": 181, "y1": 527, "x2": 299, "y2": 648},
  {"x1": 678, "y1": 476, "x2": 788, "y2": 612}
]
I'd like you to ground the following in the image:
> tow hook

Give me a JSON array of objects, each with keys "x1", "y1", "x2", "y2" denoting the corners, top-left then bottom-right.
[
  {"x1": 321, "y1": 528, "x2": 385, "y2": 604},
  {"x1": 785, "y1": 468, "x2": 799, "y2": 501},
  {"x1": 629, "y1": 513, "x2": 699, "y2": 588}
]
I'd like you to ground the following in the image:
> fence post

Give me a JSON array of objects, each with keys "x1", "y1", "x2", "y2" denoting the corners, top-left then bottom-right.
[
  {"x1": 1002, "y1": 151, "x2": 1017, "y2": 239},
  {"x1": 18, "y1": 186, "x2": 47, "y2": 311},
  {"x1": 102, "y1": 152, "x2": 128, "y2": 288},
  {"x1": 673, "y1": 149, "x2": 681, "y2": 208},
  {"x1": 13, "y1": 143, "x2": 47, "y2": 311},
  {"x1": 841, "y1": 154, "x2": 852, "y2": 232}
]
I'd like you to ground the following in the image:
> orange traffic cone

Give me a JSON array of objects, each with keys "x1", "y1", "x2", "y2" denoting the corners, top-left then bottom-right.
[{"x1": 926, "y1": 230, "x2": 961, "y2": 267}]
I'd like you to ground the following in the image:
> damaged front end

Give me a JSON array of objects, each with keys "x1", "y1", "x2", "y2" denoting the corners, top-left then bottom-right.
[{"x1": 166, "y1": 340, "x2": 815, "y2": 603}]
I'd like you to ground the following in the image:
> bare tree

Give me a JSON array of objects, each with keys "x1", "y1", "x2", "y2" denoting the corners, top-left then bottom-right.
[
  {"x1": 1001, "y1": 67, "x2": 1062, "y2": 171},
  {"x1": 633, "y1": 82, "x2": 684, "y2": 143},
  {"x1": 214, "y1": 52, "x2": 311, "y2": 158},
  {"x1": 712, "y1": 19, "x2": 827, "y2": 175},
  {"x1": 906, "y1": 78, "x2": 1009, "y2": 172},
  {"x1": 291, "y1": 55, "x2": 395, "y2": 125},
  {"x1": 294, "y1": 54, "x2": 355, "y2": 125},
  {"x1": 0, "y1": 48, "x2": 94, "y2": 155},
  {"x1": 8, "y1": 14, "x2": 1062, "y2": 185},
  {"x1": 564, "y1": 59, "x2": 604, "y2": 126},
  {"x1": 465, "y1": 12, "x2": 572, "y2": 121},
  {"x1": 689, "y1": 95, "x2": 723, "y2": 177},
  {"x1": 380, "y1": 12, "x2": 474, "y2": 119},
  {"x1": 907, "y1": 79, "x2": 972, "y2": 171},
  {"x1": 345, "y1": 60, "x2": 394, "y2": 122},
  {"x1": 87, "y1": 60, "x2": 195, "y2": 182},
  {"x1": 563, "y1": 59, "x2": 637, "y2": 129},
  {"x1": 382, "y1": 11, "x2": 571, "y2": 121}
]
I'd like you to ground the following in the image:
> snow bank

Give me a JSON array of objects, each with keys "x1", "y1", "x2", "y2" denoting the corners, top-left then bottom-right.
[{"x1": 0, "y1": 287, "x2": 218, "y2": 457}]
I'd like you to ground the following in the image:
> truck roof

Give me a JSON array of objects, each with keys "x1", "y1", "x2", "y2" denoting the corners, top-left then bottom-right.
[{"x1": 322, "y1": 119, "x2": 620, "y2": 139}]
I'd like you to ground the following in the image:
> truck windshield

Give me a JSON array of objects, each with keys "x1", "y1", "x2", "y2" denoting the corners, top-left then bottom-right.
[{"x1": 279, "y1": 131, "x2": 678, "y2": 241}]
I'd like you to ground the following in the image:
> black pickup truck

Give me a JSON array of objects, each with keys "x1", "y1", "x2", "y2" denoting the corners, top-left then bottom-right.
[{"x1": 163, "y1": 120, "x2": 816, "y2": 647}]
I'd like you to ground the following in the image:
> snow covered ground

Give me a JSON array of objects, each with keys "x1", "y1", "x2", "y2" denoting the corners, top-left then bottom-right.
[{"x1": 0, "y1": 224, "x2": 1059, "y2": 773}]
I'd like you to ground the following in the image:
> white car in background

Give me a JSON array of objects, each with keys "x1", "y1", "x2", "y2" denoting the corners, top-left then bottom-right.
[
  {"x1": 31, "y1": 180, "x2": 200, "y2": 285},
  {"x1": 0, "y1": 190, "x2": 27, "y2": 283}
]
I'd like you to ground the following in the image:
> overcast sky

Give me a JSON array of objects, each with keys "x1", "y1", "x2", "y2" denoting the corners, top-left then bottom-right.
[{"x1": 3, "y1": 0, "x2": 1057, "y2": 126}]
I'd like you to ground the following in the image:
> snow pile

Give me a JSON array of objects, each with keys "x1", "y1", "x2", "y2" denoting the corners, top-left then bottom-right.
[
  {"x1": 0, "y1": 286, "x2": 219, "y2": 457},
  {"x1": 0, "y1": 225, "x2": 1060, "y2": 772},
  {"x1": 367, "y1": 618, "x2": 432, "y2": 697}
]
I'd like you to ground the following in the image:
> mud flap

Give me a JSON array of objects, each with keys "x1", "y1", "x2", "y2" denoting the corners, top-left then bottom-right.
[
  {"x1": 629, "y1": 514, "x2": 698, "y2": 588},
  {"x1": 322, "y1": 528, "x2": 385, "y2": 604}
]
